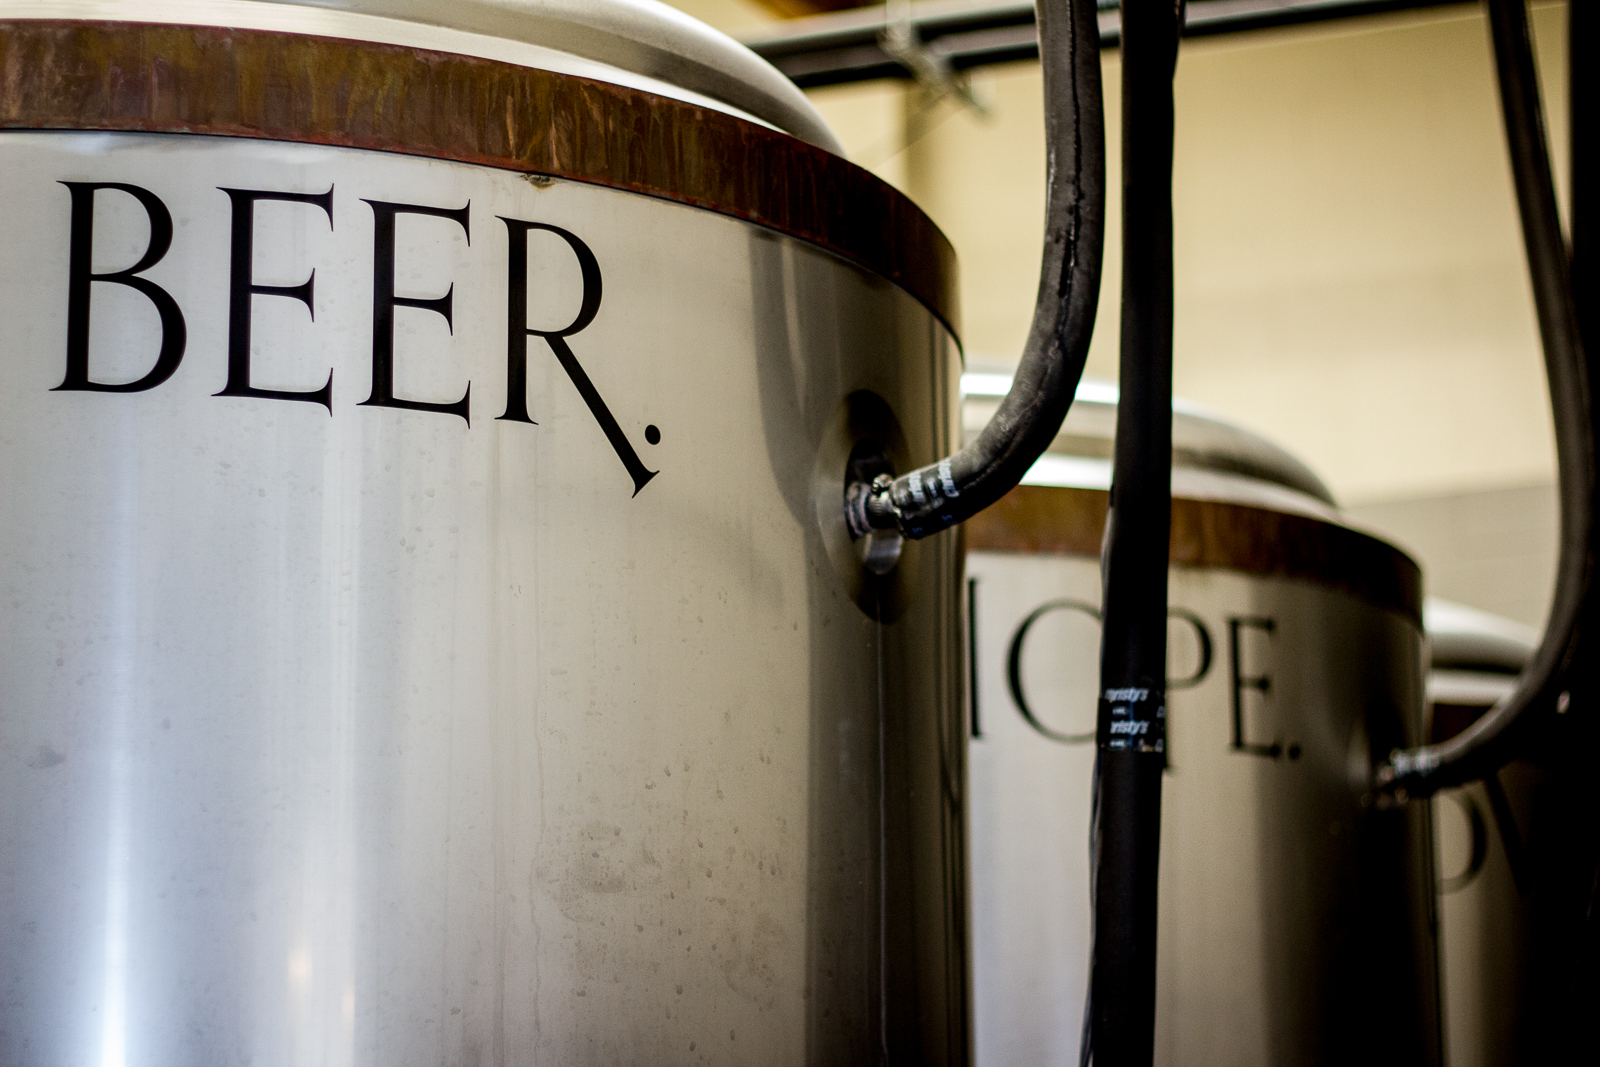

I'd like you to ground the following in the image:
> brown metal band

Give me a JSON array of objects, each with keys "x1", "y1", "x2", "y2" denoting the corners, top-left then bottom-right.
[
  {"x1": 966, "y1": 484, "x2": 1423, "y2": 625},
  {"x1": 0, "y1": 19, "x2": 959, "y2": 337}
]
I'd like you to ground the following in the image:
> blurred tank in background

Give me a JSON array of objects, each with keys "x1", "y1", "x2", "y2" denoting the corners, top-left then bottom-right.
[
  {"x1": 1424, "y1": 600, "x2": 1569, "y2": 1067},
  {"x1": 964, "y1": 377, "x2": 1441, "y2": 1067}
]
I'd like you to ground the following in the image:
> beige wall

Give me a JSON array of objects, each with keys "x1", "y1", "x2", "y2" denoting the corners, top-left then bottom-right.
[
  {"x1": 1348, "y1": 482, "x2": 1558, "y2": 626},
  {"x1": 664, "y1": 0, "x2": 780, "y2": 36}
]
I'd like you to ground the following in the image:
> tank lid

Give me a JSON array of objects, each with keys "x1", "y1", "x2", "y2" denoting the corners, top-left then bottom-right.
[
  {"x1": 1425, "y1": 598, "x2": 1537, "y2": 674},
  {"x1": 961, "y1": 374, "x2": 1338, "y2": 508},
  {"x1": 259, "y1": 0, "x2": 841, "y2": 152}
]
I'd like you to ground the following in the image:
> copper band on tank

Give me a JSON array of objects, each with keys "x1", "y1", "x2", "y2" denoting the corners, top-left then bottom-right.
[
  {"x1": 967, "y1": 484, "x2": 1423, "y2": 624},
  {"x1": 0, "y1": 19, "x2": 959, "y2": 337}
]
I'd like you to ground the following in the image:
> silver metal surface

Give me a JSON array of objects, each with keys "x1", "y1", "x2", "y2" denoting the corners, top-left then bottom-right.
[
  {"x1": 1426, "y1": 597, "x2": 1540, "y2": 674},
  {"x1": 0, "y1": 128, "x2": 963, "y2": 1062},
  {"x1": 1426, "y1": 602, "x2": 1536, "y2": 1067},
  {"x1": 262, "y1": 0, "x2": 844, "y2": 151},
  {"x1": 969, "y1": 547, "x2": 1438, "y2": 1066},
  {"x1": 0, "y1": 0, "x2": 843, "y2": 153}
]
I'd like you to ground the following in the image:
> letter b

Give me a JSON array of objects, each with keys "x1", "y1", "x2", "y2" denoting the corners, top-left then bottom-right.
[{"x1": 54, "y1": 182, "x2": 187, "y2": 393}]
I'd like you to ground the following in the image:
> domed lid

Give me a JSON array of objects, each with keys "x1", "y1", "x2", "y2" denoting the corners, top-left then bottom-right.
[
  {"x1": 258, "y1": 0, "x2": 839, "y2": 150},
  {"x1": 1425, "y1": 599, "x2": 1536, "y2": 673},
  {"x1": 3, "y1": 0, "x2": 839, "y2": 151},
  {"x1": 1424, "y1": 598, "x2": 1536, "y2": 711},
  {"x1": 962, "y1": 374, "x2": 1338, "y2": 517},
  {"x1": 961, "y1": 375, "x2": 1425, "y2": 624}
]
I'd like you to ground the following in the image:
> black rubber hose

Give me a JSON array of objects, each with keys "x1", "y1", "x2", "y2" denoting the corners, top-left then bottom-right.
[
  {"x1": 1082, "y1": 1, "x2": 1181, "y2": 1064},
  {"x1": 844, "y1": 0, "x2": 1105, "y2": 541},
  {"x1": 1380, "y1": 0, "x2": 1596, "y2": 795}
]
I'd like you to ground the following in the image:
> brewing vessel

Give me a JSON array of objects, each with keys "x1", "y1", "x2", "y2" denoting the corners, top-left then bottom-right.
[
  {"x1": 0, "y1": 3, "x2": 968, "y2": 1062},
  {"x1": 965, "y1": 382, "x2": 1441, "y2": 1066},
  {"x1": 1426, "y1": 601, "x2": 1545, "y2": 1067}
]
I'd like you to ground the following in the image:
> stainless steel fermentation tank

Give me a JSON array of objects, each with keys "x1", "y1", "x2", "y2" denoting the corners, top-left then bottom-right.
[
  {"x1": 0, "y1": 3, "x2": 969, "y2": 1063},
  {"x1": 964, "y1": 385, "x2": 1441, "y2": 1066},
  {"x1": 1424, "y1": 601, "x2": 1558, "y2": 1067}
]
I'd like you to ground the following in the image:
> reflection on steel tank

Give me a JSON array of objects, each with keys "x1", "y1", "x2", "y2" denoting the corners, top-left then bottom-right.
[
  {"x1": 0, "y1": 4, "x2": 968, "y2": 1063},
  {"x1": 1425, "y1": 600, "x2": 1539, "y2": 1067},
  {"x1": 964, "y1": 376, "x2": 1441, "y2": 1066}
]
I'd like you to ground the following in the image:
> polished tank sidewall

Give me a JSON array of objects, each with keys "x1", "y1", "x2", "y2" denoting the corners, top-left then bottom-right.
[{"x1": 0, "y1": 129, "x2": 967, "y2": 1064}]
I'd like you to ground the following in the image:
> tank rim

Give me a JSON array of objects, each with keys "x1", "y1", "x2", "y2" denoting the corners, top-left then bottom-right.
[
  {"x1": 966, "y1": 483, "x2": 1423, "y2": 625},
  {"x1": 254, "y1": 0, "x2": 842, "y2": 152}
]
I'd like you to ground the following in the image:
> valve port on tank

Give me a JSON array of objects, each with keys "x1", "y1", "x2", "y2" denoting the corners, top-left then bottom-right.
[
  {"x1": 813, "y1": 390, "x2": 920, "y2": 621},
  {"x1": 846, "y1": 441, "x2": 904, "y2": 575}
]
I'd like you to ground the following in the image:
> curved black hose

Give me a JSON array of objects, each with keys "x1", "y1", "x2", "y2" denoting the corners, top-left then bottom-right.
[
  {"x1": 1380, "y1": 0, "x2": 1596, "y2": 795},
  {"x1": 844, "y1": 0, "x2": 1105, "y2": 541},
  {"x1": 1084, "y1": 0, "x2": 1182, "y2": 1060}
]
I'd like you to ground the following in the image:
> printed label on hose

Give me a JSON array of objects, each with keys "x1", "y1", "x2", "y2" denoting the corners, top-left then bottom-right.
[{"x1": 1097, "y1": 686, "x2": 1166, "y2": 753}]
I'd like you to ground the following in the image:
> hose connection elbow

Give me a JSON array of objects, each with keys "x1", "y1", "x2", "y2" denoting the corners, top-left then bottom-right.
[
  {"x1": 843, "y1": 474, "x2": 908, "y2": 575},
  {"x1": 845, "y1": 474, "x2": 896, "y2": 539},
  {"x1": 839, "y1": 0, "x2": 1107, "y2": 559}
]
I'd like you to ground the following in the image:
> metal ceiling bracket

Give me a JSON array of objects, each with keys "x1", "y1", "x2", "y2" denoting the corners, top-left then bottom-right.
[{"x1": 744, "y1": 0, "x2": 1462, "y2": 89}]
